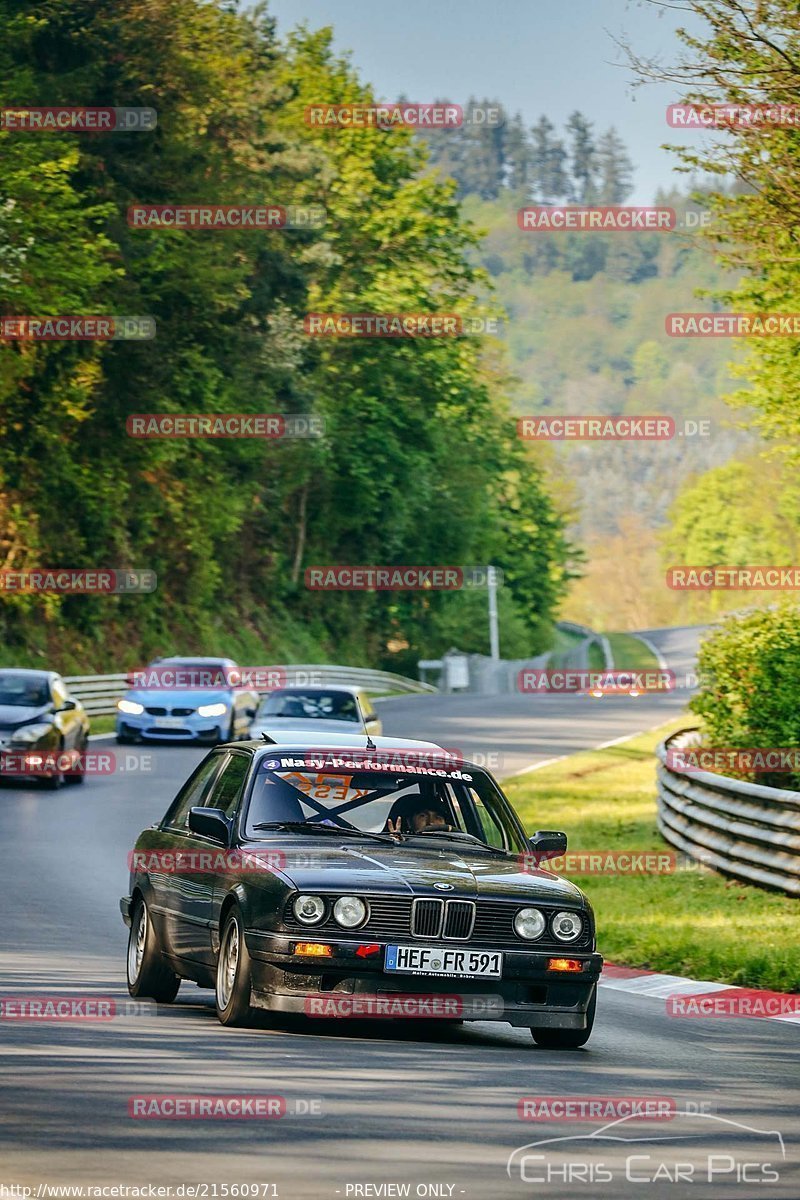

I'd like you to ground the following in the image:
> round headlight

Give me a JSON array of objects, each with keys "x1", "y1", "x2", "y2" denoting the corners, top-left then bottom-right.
[
  {"x1": 552, "y1": 910, "x2": 583, "y2": 942},
  {"x1": 333, "y1": 896, "x2": 368, "y2": 929},
  {"x1": 293, "y1": 894, "x2": 326, "y2": 925},
  {"x1": 513, "y1": 907, "x2": 546, "y2": 941}
]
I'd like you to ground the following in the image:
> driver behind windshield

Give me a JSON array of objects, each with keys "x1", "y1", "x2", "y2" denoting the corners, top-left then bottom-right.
[{"x1": 385, "y1": 795, "x2": 454, "y2": 836}]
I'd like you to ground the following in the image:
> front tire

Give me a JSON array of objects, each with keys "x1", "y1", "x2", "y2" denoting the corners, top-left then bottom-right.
[
  {"x1": 127, "y1": 897, "x2": 181, "y2": 1002},
  {"x1": 530, "y1": 986, "x2": 596, "y2": 1049},
  {"x1": 64, "y1": 739, "x2": 87, "y2": 785},
  {"x1": 216, "y1": 908, "x2": 254, "y2": 1026}
]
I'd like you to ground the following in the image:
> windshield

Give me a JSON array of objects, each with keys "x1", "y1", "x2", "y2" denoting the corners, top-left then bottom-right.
[
  {"x1": 0, "y1": 673, "x2": 49, "y2": 708},
  {"x1": 243, "y1": 751, "x2": 525, "y2": 851},
  {"x1": 257, "y1": 689, "x2": 360, "y2": 722},
  {"x1": 135, "y1": 660, "x2": 232, "y2": 689}
]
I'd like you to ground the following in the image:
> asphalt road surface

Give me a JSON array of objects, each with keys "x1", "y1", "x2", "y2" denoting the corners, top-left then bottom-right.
[{"x1": 2, "y1": 625, "x2": 798, "y2": 1199}]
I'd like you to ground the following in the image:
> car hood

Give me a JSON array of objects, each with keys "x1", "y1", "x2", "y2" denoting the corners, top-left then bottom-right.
[
  {"x1": 124, "y1": 688, "x2": 232, "y2": 705},
  {"x1": 241, "y1": 839, "x2": 586, "y2": 904},
  {"x1": 0, "y1": 704, "x2": 51, "y2": 730},
  {"x1": 253, "y1": 718, "x2": 364, "y2": 737}
]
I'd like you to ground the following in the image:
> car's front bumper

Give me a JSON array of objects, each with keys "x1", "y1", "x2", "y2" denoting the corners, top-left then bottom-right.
[
  {"x1": 0, "y1": 744, "x2": 68, "y2": 781},
  {"x1": 244, "y1": 930, "x2": 602, "y2": 1027},
  {"x1": 116, "y1": 713, "x2": 227, "y2": 742}
]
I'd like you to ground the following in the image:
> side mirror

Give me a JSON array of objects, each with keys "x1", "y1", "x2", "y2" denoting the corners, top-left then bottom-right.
[
  {"x1": 188, "y1": 807, "x2": 230, "y2": 844},
  {"x1": 57, "y1": 699, "x2": 77, "y2": 712},
  {"x1": 528, "y1": 830, "x2": 567, "y2": 861}
]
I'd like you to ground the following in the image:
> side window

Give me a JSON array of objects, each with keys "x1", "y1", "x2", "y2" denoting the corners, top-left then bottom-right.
[
  {"x1": 163, "y1": 755, "x2": 225, "y2": 830},
  {"x1": 51, "y1": 677, "x2": 68, "y2": 708},
  {"x1": 204, "y1": 752, "x2": 251, "y2": 819},
  {"x1": 469, "y1": 789, "x2": 507, "y2": 850}
]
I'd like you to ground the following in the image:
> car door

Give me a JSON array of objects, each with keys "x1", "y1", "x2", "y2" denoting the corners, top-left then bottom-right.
[
  {"x1": 157, "y1": 752, "x2": 228, "y2": 963},
  {"x1": 174, "y1": 749, "x2": 252, "y2": 965},
  {"x1": 202, "y1": 750, "x2": 253, "y2": 942},
  {"x1": 50, "y1": 675, "x2": 82, "y2": 749}
]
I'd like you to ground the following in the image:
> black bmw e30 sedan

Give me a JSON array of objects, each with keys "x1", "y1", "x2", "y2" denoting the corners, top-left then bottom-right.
[{"x1": 121, "y1": 737, "x2": 602, "y2": 1046}]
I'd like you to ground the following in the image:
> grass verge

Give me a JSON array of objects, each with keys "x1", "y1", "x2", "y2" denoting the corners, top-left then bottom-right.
[
  {"x1": 88, "y1": 715, "x2": 117, "y2": 735},
  {"x1": 605, "y1": 632, "x2": 660, "y2": 671},
  {"x1": 505, "y1": 720, "x2": 799, "y2": 992}
]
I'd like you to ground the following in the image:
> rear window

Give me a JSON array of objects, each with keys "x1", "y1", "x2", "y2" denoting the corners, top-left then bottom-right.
[{"x1": 257, "y1": 690, "x2": 360, "y2": 721}]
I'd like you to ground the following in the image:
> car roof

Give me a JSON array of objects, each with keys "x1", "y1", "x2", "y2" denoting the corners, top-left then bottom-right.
[
  {"x1": 0, "y1": 667, "x2": 56, "y2": 680},
  {"x1": 265, "y1": 684, "x2": 362, "y2": 696},
  {"x1": 244, "y1": 732, "x2": 446, "y2": 752}
]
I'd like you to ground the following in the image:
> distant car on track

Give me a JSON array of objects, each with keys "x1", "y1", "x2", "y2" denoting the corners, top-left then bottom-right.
[
  {"x1": 250, "y1": 685, "x2": 382, "y2": 740},
  {"x1": 122, "y1": 736, "x2": 601, "y2": 1045},
  {"x1": 116, "y1": 656, "x2": 258, "y2": 745},
  {"x1": 0, "y1": 668, "x2": 90, "y2": 787}
]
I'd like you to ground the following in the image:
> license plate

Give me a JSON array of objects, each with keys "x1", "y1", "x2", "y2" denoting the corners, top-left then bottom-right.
[
  {"x1": 154, "y1": 717, "x2": 185, "y2": 729},
  {"x1": 385, "y1": 945, "x2": 502, "y2": 978}
]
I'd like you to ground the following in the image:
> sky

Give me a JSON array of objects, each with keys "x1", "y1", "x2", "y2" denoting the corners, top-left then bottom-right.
[{"x1": 266, "y1": 0, "x2": 708, "y2": 204}]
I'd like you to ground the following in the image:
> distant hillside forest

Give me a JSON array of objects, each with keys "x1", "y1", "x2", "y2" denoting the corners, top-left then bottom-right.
[{"x1": 417, "y1": 101, "x2": 766, "y2": 629}]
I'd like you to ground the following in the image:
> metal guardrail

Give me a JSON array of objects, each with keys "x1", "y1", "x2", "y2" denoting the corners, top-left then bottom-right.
[
  {"x1": 656, "y1": 728, "x2": 800, "y2": 897},
  {"x1": 64, "y1": 666, "x2": 436, "y2": 716},
  {"x1": 554, "y1": 621, "x2": 613, "y2": 672}
]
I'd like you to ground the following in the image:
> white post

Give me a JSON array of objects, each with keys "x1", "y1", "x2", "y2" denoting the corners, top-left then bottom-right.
[{"x1": 487, "y1": 565, "x2": 500, "y2": 661}]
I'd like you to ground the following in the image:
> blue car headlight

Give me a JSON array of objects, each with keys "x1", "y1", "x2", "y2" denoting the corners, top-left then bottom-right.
[{"x1": 198, "y1": 702, "x2": 227, "y2": 718}]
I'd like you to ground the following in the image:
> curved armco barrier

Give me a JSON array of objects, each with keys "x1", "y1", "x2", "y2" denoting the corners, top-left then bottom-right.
[
  {"x1": 65, "y1": 665, "x2": 436, "y2": 716},
  {"x1": 656, "y1": 728, "x2": 800, "y2": 897}
]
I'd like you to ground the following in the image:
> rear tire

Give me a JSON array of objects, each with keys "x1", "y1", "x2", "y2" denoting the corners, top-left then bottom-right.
[
  {"x1": 127, "y1": 897, "x2": 181, "y2": 1002},
  {"x1": 530, "y1": 986, "x2": 596, "y2": 1048},
  {"x1": 216, "y1": 907, "x2": 254, "y2": 1026}
]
